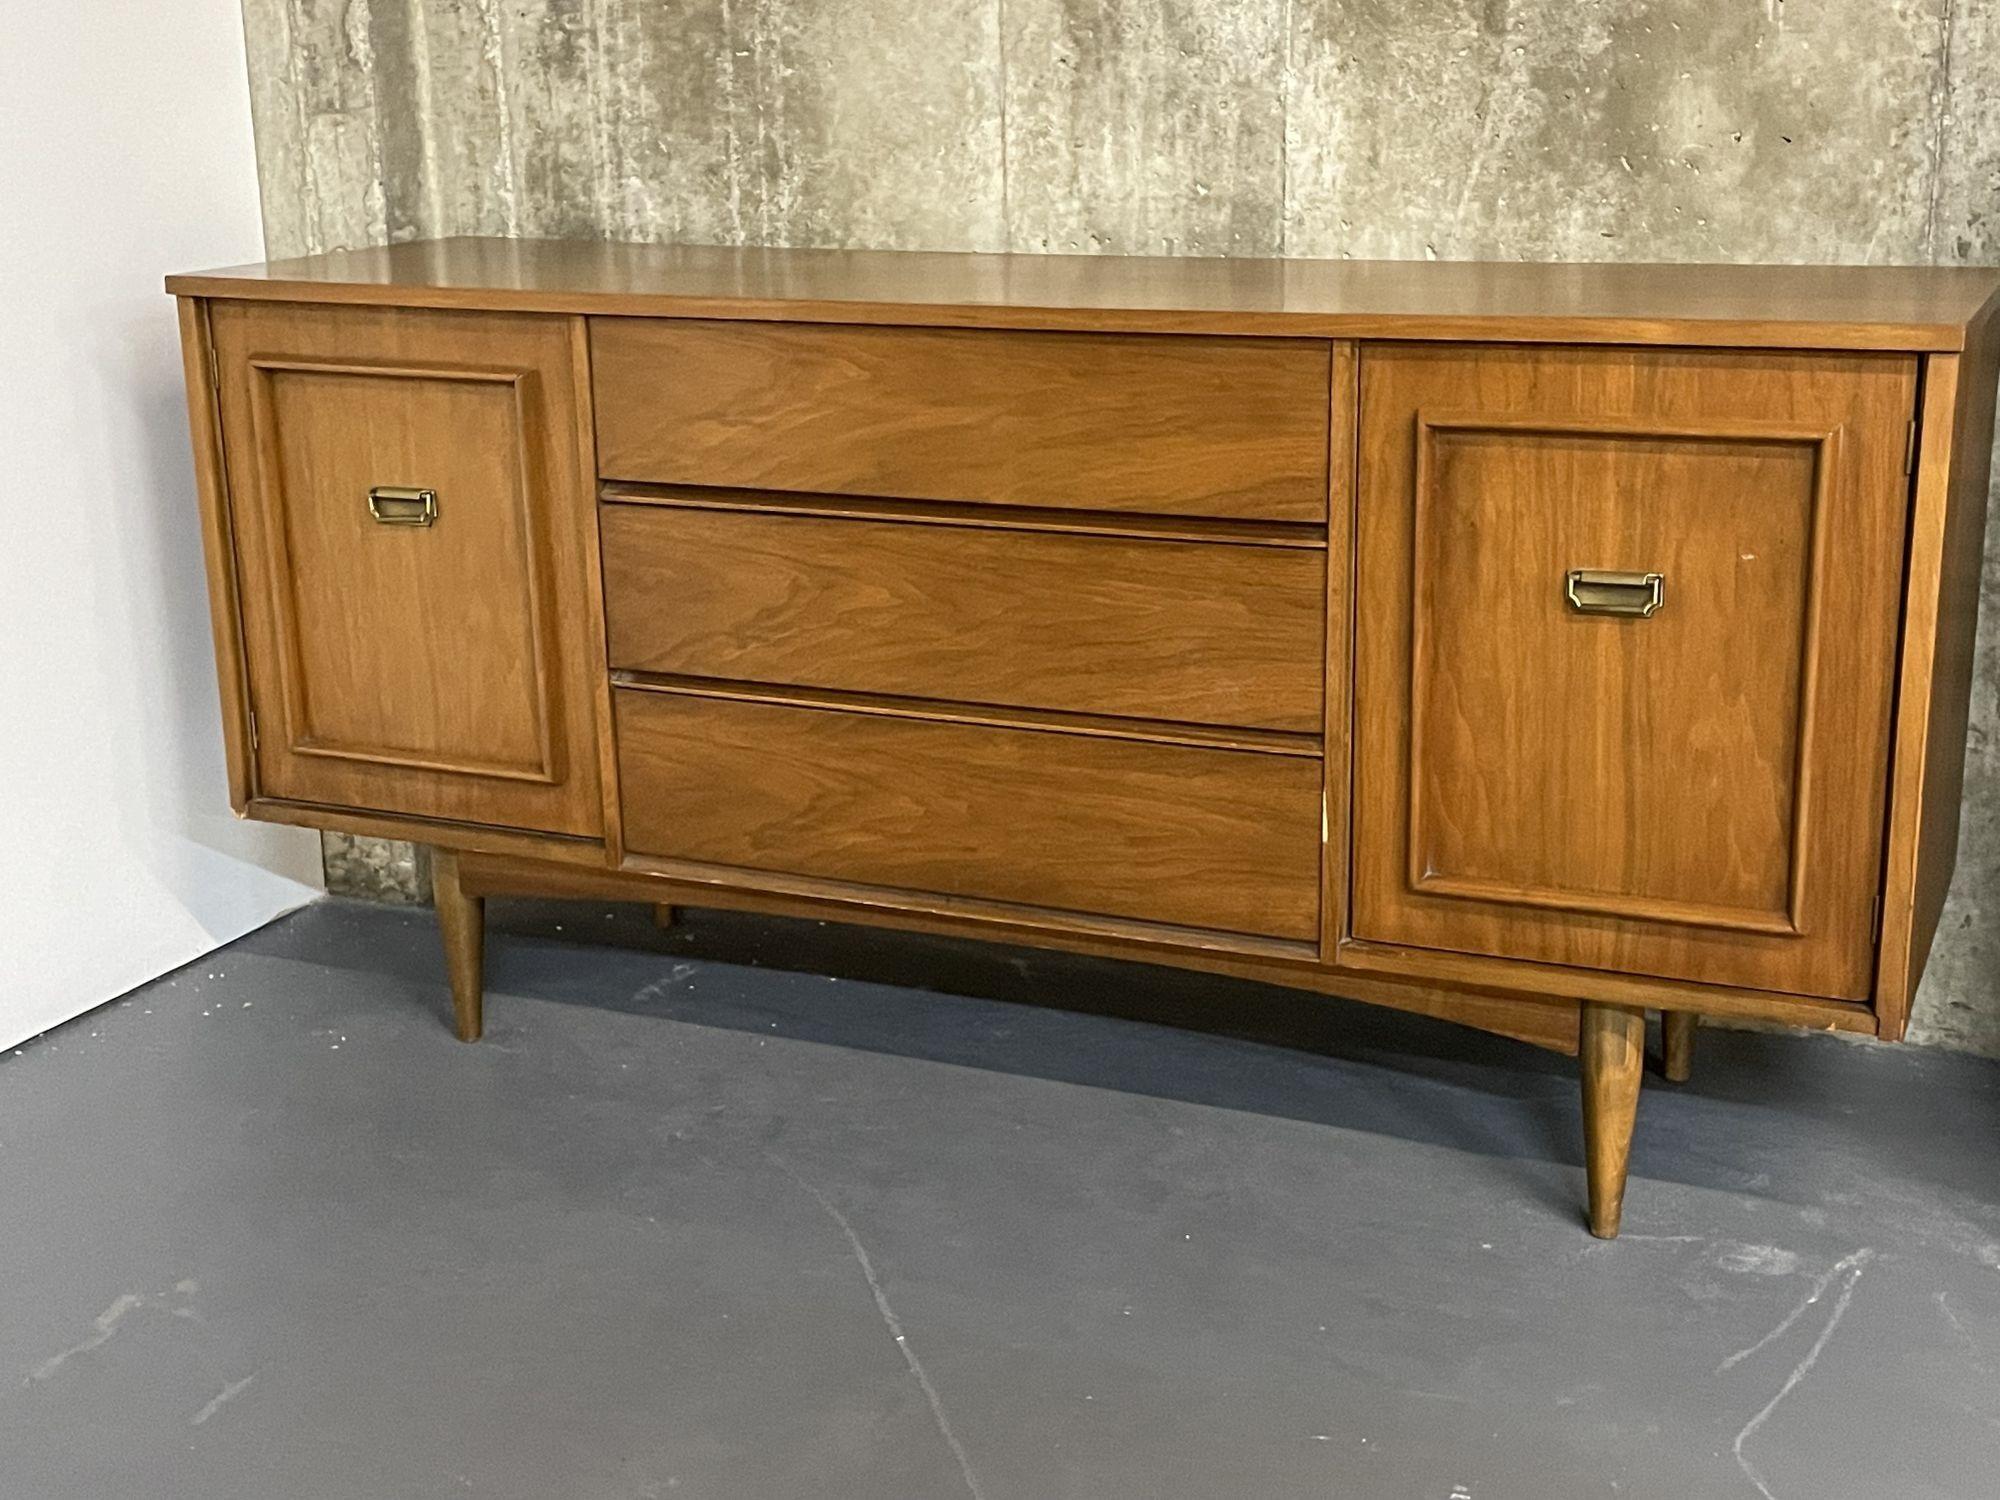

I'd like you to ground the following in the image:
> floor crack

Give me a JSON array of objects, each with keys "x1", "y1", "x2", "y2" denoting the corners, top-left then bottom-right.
[
  {"x1": 1727, "y1": 1249, "x2": 1874, "y2": 1500},
  {"x1": 190, "y1": 1372, "x2": 258, "y2": 1427},
  {"x1": 25, "y1": 1279, "x2": 200, "y2": 1385},
  {"x1": 765, "y1": 1151, "x2": 987, "y2": 1500}
]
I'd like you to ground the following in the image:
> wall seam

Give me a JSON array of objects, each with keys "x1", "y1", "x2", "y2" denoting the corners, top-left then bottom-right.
[
  {"x1": 1280, "y1": 0, "x2": 1292, "y2": 258},
  {"x1": 473, "y1": 0, "x2": 521, "y2": 235},
  {"x1": 405, "y1": 0, "x2": 445, "y2": 238},
  {"x1": 1922, "y1": 0, "x2": 1960, "y2": 263},
  {"x1": 996, "y1": 0, "x2": 1012, "y2": 250}
]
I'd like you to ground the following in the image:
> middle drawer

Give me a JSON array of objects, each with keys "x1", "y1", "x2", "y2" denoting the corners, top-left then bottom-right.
[{"x1": 601, "y1": 500, "x2": 1326, "y2": 733}]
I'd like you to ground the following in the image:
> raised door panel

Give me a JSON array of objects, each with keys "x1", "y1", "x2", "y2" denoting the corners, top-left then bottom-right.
[
  {"x1": 1352, "y1": 345, "x2": 1916, "y2": 1000},
  {"x1": 615, "y1": 688, "x2": 1323, "y2": 940},
  {"x1": 210, "y1": 302, "x2": 601, "y2": 836},
  {"x1": 590, "y1": 319, "x2": 1331, "y2": 522},
  {"x1": 599, "y1": 500, "x2": 1326, "y2": 732}
]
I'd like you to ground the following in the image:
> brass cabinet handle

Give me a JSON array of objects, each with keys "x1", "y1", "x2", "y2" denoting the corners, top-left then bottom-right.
[
  {"x1": 1565, "y1": 568, "x2": 1664, "y2": 618},
  {"x1": 367, "y1": 486, "x2": 437, "y2": 526}
]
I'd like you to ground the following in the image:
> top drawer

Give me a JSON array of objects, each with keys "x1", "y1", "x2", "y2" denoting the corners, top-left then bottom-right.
[{"x1": 590, "y1": 320, "x2": 1331, "y2": 522}]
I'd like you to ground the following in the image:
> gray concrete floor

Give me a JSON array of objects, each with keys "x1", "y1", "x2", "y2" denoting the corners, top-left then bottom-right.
[{"x1": 3, "y1": 900, "x2": 1999, "y2": 1499}]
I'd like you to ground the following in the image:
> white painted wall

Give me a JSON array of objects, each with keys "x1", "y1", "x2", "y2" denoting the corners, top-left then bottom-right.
[{"x1": 0, "y1": 0, "x2": 321, "y2": 1051}]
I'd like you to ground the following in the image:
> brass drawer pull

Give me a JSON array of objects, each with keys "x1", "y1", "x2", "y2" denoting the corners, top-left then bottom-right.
[
  {"x1": 1565, "y1": 568, "x2": 1664, "y2": 618},
  {"x1": 367, "y1": 486, "x2": 437, "y2": 527}
]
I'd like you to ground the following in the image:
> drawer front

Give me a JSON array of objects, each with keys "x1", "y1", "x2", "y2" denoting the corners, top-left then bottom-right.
[
  {"x1": 1352, "y1": 344, "x2": 1916, "y2": 1000},
  {"x1": 209, "y1": 301, "x2": 602, "y2": 836},
  {"x1": 601, "y1": 502, "x2": 1326, "y2": 732},
  {"x1": 616, "y1": 689, "x2": 1322, "y2": 939},
  {"x1": 591, "y1": 319, "x2": 1331, "y2": 522}
]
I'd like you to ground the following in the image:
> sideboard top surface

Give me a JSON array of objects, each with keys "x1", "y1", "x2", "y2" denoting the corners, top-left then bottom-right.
[{"x1": 167, "y1": 237, "x2": 2000, "y2": 351}]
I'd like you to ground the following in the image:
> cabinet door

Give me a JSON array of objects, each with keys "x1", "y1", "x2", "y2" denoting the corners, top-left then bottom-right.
[
  {"x1": 1352, "y1": 345, "x2": 1916, "y2": 1000},
  {"x1": 210, "y1": 303, "x2": 601, "y2": 836}
]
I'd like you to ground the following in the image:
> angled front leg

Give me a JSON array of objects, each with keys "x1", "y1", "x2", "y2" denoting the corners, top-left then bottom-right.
[
  {"x1": 431, "y1": 848, "x2": 485, "y2": 1042},
  {"x1": 1580, "y1": 1002, "x2": 1645, "y2": 1238}
]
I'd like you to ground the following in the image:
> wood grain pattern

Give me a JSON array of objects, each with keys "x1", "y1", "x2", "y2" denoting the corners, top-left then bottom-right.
[
  {"x1": 1352, "y1": 344, "x2": 1916, "y2": 1000},
  {"x1": 567, "y1": 318, "x2": 629, "y2": 863},
  {"x1": 600, "y1": 500, "x2": 1325, "y2": 731},
  {"x1": 169, "y1": 238, "x2": 2000, "y2": 352},
  {"x1": 1333, "y1": 938, "x2": 1876, "y2": 1034},
  {"x1": 450, "y1": 849, "x2": 1582, "y2": 1054},
  {"x1": 208, "y1": 301, "x2": 602, "y2": 836},
  {"x1": 608, "y1": 675, "x2": 1317, "y2": 757},
  {"x1": 1408, "y1": 413, "x2": 1831, "y2": 935},
  {"x1": 175, "y1": 297, "x2": 255, "y2": 812},
  {"x1": 259, "y1": 365, "x2": 554, "y2": 779},
  {"x1": 621, "y1": 848, "x2": 1321, "y2": 965},
  {"x1": 1580, "y1": 1003, "x2": 1645, "y2": 1238},
  {"x1": 243, "y1": 796, "x2": 603, "y2": 865},
  {"x1": 614, "y1": 687, "x2": 1323, "y2": 940},
  {"x1": 1873, "y1": 355, "x2": 1967, "y2": 1040},
  {"x1": 1875, "y1": 320, "x2": 2000, "y2": 1037},
  {"x1": 591, "y1": 318, "x2": 1331, "y2": 521}
]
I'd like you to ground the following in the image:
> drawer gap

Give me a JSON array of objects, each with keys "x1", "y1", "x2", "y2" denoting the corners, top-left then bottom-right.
[
  {"x1": 598, "y1": 481, "x2": 1328, "y2": 550},
  {"x1": 609, "y1": 671, "x2": 1325, "y2": 758}
]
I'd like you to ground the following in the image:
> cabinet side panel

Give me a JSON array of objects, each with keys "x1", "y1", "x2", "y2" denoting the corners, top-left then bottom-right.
[
  {"x1": 1880, "y1": 315, "x2": 2000, "y2": 1036},
  {"x1": 176, "y1": 296, "x2": 255, "y2": 812}
]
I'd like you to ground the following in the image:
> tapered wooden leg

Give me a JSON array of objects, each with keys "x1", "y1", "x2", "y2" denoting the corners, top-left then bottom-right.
[
  {"x1": 1580, "y1": 1002, "x2": 1645, "y2": 1239},
  {"x1": 430, "y1": 848, "x2": 484, "y2": 1042},
  {"x1": 1661, "y1": 1011, "x2": 1696, "y2": 1083},
  {"x1": 653, "y1": 903, "x2": 678, "y2": 929}
]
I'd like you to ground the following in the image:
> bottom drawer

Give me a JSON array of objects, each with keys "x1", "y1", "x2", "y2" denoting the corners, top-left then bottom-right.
[{"x1": 615, "y1": 689, "x2": 1322, "y2": 940}]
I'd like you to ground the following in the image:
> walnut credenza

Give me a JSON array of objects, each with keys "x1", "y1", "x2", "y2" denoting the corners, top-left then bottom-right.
[{"x1": 167, "y1": 240, "x2": 2000, "y2": 1237}]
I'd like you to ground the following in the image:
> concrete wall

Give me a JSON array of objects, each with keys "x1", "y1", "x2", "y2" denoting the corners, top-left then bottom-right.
[{"x1": 237, "y1": 0, "x2": 2000, "y2": 1052}]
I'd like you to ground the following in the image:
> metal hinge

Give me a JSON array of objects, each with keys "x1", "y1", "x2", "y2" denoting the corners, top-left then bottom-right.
[
  {"x1": 1904, "y1": 418, "x2": 1918, "y2": 476},
  {"x1": 248, "y1": 709, "x2": 259, "y2": 750},
  {"x1": 207, "y1": 341, "x2": 220, "y2": 389},
  {"x1": 1321, "y1": 790, "x2": 1329, "y2": 844},
  {"x1": 1871, "y1": 893, "x2": 1882, "y2": 942}
]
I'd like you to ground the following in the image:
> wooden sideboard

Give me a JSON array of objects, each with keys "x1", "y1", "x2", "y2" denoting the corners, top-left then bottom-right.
[{"x1": 167, "y1": 239, "x2": 2000, "y2": 1237}]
